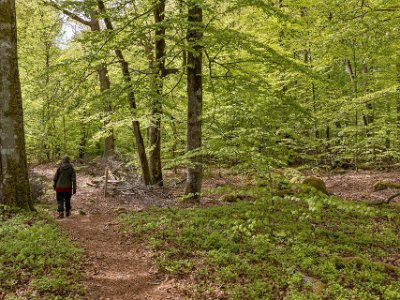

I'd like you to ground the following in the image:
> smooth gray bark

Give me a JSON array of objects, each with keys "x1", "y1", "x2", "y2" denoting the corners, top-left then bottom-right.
[
  {"x1": 185, "y1": 1, "x2": 203, "y2": 200},
  {"x1": 0, "y1": 0, "x2": 33, "y2": 209}
]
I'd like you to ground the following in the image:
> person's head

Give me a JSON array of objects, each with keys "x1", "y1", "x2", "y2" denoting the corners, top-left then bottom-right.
[{"x1": 62, "y1": 155, "x2": 70, "y2": 163}]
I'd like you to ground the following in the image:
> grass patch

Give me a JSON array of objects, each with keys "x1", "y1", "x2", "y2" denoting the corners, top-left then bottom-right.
[
  {"x1": 0, "y1": 205, "x2": 83, "y2": 300},
  {"x1": 119, "y1": 192, "x2": 400, "y2": 299}
]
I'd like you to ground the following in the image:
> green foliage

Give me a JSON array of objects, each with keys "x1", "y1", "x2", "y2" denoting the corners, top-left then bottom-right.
[
  {"x1": 0, "y1": 206, "x2": 83, "y2": 299},
  {"x1": 14, "y1": 0, "x2": 400, "y2": 171},
  {"x1": 119, "y1": 193, "x2": 400, "y2": 299}
]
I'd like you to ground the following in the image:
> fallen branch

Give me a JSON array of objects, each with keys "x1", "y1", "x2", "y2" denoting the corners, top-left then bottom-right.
[
  {"x1": 120, "y1": 191, "x2": 135, "y2": 195},
  {"x1": 384, "y1": 192, "x2": 400, "y2": 204},
  {"x1": 173, "y1": 178, "x2": 187, "y2": 186},
  {"x1": 107, "y1": 179, "x2": 123, "y2": 184},
  {"x1": 369, "y1": 192, "x2": 400, "y2": 205}
]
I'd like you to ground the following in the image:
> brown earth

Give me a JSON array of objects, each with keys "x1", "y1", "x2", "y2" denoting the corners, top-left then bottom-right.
[
  {"x1": 320, "y1": 170, "x2": 400, "y2": 203},
  {"x1": 34, "y1": 165, "x2": 180, "y2": 300}
]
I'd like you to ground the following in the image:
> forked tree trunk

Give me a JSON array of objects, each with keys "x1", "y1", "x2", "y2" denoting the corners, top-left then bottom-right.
[
  {"x1": 0, "y1": 0, "x2": 34, "y2": 210},
  {"x1": 185, "y1": 1, "x2": 203, "y2": 200}
]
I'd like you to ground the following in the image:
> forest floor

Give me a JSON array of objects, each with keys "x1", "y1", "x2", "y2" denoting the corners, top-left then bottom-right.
[
  {"x1": 32, "y1": 164, "x2": 400, "y2": 299},
  {"x1": 320, "y1": 169, "x2": 400, "y2": 203},
  {"x1": 33, "y1": 164, "x2": 180, "y2": 300}
]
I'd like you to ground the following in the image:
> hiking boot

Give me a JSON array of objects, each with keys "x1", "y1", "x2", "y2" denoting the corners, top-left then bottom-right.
[
  {"x1": 57, "y1": 212, "x2": 64, "y2": 219},
  {"x1": 66, "y1": 211, "x2": 71, "y2": 217}
]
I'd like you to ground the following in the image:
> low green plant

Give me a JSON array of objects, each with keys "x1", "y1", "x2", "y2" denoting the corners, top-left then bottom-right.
[
  {"x1": 119, "y1": 192, "x2": 400, "y2": 299},
  {"x1": 0, "y1": 205, "x2": 83, "y2": 299}
]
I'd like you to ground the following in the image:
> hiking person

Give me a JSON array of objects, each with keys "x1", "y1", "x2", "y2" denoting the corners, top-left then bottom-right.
[{"x1": 53, "y1": 155, "x2": 77, "y2": 218}]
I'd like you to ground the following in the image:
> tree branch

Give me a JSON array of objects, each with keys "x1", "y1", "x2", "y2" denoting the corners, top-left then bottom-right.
[
  {"x1": 373, "y1": 6, "x2": 400, "y2": 12},
  {"x1": 97, "y1": 0, "x2": 114, "y2": 29},
  {"x1": 164, "y1": 68, "x2": 180, "y2": 75},
  {"x1": 44, "y1": 0, "x2": 91, "y2": 27}
]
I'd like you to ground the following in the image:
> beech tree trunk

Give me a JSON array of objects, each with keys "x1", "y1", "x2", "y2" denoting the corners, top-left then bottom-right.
[
  {"x1": 89, "y1": 11, "x2": 114, "y2": 159},
  {"x1": 41, "y1": 36, "x2": 51, "y2": 163},
  {"x1": 0, "y1": 0, "x2": 34, "y2": 210},
  {"x1": 185, "y1": 1, "x2": 203, "y2": 200},
  {"x1": 79, "y1": 114, "x2": 88, "y2": 160},
  {"x1": 148, "y1": 0, "x2": 167, "y2": 186},
  {"x1": 97, "y1": 0, "x2": 152, "y2": 185},
  {"x1": 96, "y1": 63, "x2": 114, "y2": 159},
  {"x1": 361, "y1": 63, "x2": 374, "y2": 140}
]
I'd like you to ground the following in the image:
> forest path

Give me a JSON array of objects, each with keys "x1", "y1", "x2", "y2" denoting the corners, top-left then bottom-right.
[{"x1": 34, "y1": 165, "x2": 177, "y2": 300}]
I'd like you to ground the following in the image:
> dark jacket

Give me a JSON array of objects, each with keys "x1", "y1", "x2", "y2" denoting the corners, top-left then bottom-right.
[{"x1": 53, "y1": 163, "x2": 77, "y2": 193}]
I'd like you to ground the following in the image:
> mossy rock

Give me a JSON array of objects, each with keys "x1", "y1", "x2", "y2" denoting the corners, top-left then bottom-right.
[
  {"x1": 302, "y1": 176, "x2": 328, "y2": 194},
  {"x1": 302, "y1": 274, "x2": 326, "y2": 295},
  {"x1": 220, "y1": 193, "x2": 248, "y2": 203},
  {"x1": 372, "y1": 180, "x2": 400, "y2": 192}
]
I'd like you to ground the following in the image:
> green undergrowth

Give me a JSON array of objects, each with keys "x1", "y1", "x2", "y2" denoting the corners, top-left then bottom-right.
[
  {"x1": 0, "y1": 205, "x2": 83, "y2": 300},
  {"x1": 118, "y1": 191, "x2": 400, "y2": 299}
]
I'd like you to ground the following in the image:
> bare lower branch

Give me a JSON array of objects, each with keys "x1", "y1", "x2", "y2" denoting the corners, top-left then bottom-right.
[{"x1": 44, "y1": 0, "x2": 91, "y2": 26}]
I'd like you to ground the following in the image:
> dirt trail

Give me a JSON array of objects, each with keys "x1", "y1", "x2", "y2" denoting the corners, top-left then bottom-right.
[{"x1": 35, "y1": 166, "x2": 178, "y2": 300}]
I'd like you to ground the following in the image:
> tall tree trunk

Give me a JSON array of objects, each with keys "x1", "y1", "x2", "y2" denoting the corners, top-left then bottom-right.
[
  {"x1": 171, "y1": 117, "x2": 178, "y2": 175},
  {"x1": 361, "y1": 63, "x2": 373, "y2": 140},
  {"x1": 185, "y1": 1, "x2": 203, "y2": 200},
  {"x1": 97, "y1": 0, "x2": 152, "y2": 185},
  {"x1": 0, "y1": 0, "x2": 33, "y2": 210},
  {"x1": 345, "y1": 42, "x2": 359, "y2": 168},
  {"x1": 148, "y1": 0, "x2": 167, "y2": 186},
  {"x1": 304, "y1": 46, "x2": 319, "y2": 139},
  {"x1": 89, "y1": 11, "x2": 114, "y2": 159},
  {"x1": 79, "y1": 127, "x2": 88, "y2": 160},
  {"x1": 41, "y1": 34, "x2": 51, "y2": 163},
  {"x1": 96, "y1": 63, "x2": 114, "y2": 158}
]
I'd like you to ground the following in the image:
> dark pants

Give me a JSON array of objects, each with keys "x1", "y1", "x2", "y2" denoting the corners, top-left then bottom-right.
[{"x1": 56, "y1": 192, "x2": 72, "y2": 213}]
